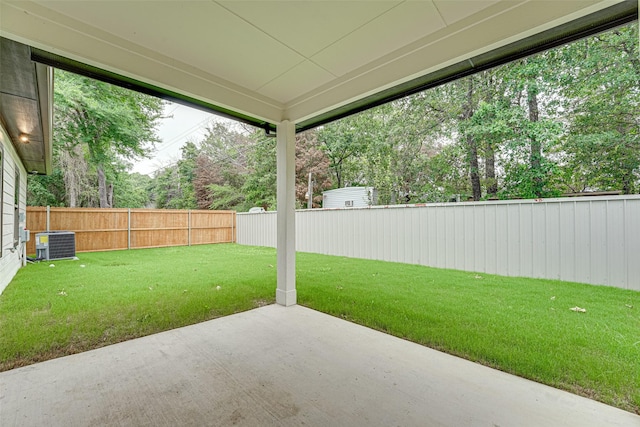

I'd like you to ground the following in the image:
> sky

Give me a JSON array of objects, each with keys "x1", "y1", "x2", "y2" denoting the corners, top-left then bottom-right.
[{"x1": 132, "y1": 102, "x2": 218, "y2": 176}]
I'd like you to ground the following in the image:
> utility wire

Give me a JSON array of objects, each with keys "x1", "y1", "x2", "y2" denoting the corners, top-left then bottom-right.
[{"x1": 155, "y1": 116, "x2": 215, "y2": 153}]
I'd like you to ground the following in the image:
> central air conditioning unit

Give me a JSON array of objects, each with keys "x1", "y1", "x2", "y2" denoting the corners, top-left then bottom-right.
[{"x1": 35, "y1": 231, "x2": 76, "y2": 261}]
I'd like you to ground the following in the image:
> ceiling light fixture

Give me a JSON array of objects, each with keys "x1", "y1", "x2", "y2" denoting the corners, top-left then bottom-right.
[{"x1": 19, "y1": 133, "x2": 29, "y2": 143}]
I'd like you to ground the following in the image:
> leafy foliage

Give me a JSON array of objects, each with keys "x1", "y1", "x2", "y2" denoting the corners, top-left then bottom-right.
[
  {"x1": 28, "y1": 69, "x2": 163, "y2": 207},
  {"x1": 554, "y1": 25, "x2": 640, "y2": 194}
]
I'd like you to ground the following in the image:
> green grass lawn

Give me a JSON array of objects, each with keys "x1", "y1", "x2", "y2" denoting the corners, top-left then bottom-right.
[
  {"x1": 0, "y1": 245, "x2": 277, "y2": 370},
  {"x1": 1, "y1": 244, "x2": 638, "y2": 414}
]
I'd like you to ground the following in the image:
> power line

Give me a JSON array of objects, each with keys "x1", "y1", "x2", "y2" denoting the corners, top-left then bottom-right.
[{"x1": 155, "y1": 115, "x2": 215, "y2": 153}]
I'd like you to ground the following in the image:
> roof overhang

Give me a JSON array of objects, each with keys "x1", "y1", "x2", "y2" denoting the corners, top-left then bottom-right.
[
  {"x1": 0, "y1": 37, "x2": 53, "y2": 175},
  {"x1": 0, "y1": 1, "x2": 637, "y2": 135}
]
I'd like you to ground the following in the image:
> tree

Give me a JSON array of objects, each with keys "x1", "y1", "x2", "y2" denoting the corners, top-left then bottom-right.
[
  {"x1": 194, "y1": 123, "x2": 254, "y2": 210},
  {"x1": 206, "y1": 184, "x2": 247, "y2": 211},
  {"x1": 460, "y1": 76, "x2": 482, "y2": 201},
  {"x1": 384, "y1": 85, "x2": 463, "y2": 203},
  {"x1": 242, "y1": 133, "x2": 277, "y2": 210},
  {"x1": 27, "y1": 169, "x2": 66, "y2": 207},
  {"x1": 152, "y1": 166, "x2": 182, "y2": 209},
  {"x1": 53, "y1": 70, "x2": 163, "y2": 207},
  {"x1": 318, "y1": 115, "x2": 368, "y2": 188},
  {"x1": 500, "y1": 56, "x2": 563, "y2": 199},
  {"x1": 113, "y1": 172, "x2": 153, "y2": 208},
  {"x1": 193, "y1": 154, "x2": 221, "y2": 209},
  {"x1": 240, "y1": 129, "x2": 333, "y2": 210},
  {"x1": 554, "y1": 23, "x2": 640, "y2": 194},
  {"x1": 295, "y1": 131, "x2": 332, "y2": 208},
  {"x1": 358, "y1": 102, "x2": 429, "y2": 204},
  {"x1": 421, "y1": 143, "x2": 470, "y2": 202},
  {"x1": 173, "y1": 142, "x2": 198, "y2": 209}
]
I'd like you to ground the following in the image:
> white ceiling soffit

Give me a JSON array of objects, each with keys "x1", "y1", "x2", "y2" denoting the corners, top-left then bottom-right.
[{"x1": 0, "y1": 1, "x2": 636, "y2": 132}]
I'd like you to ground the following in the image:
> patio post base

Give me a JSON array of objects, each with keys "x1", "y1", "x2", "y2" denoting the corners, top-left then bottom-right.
[{"x1": 276, "y1": 288, "x2": 297, "y2": 306}]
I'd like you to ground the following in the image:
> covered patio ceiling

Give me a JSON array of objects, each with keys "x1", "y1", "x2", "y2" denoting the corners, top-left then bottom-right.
[{"x1": 0, "y1": 1, "x2": 637, "y2": 133}]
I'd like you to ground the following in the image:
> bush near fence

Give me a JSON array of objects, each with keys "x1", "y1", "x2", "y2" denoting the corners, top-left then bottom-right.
[
  {"x1": 236, "y1": 195, "x2": 640, "y2": 291},
  {"x1": 26, "y1": 207, "x2": 236, "y2": 254}
]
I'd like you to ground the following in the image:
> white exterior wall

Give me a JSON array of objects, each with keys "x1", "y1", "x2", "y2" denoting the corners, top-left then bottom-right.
[
  {"x1": 322, "y1": 187, "x2": 376, "y2": 208},
  {"x1": 0, "y1": 123, "x2": 27, "y2": 294},
  {"x1": 236, "y1": 196, "x2": 640, "y2": 291}
]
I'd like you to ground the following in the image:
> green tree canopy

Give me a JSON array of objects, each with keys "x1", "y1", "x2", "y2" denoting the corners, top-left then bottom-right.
[{"x1": 36, "y1": 69, "x2": 163, "y2": 208}]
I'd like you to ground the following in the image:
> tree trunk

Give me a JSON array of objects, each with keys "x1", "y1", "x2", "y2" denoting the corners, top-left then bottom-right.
[
  {"x1": 61, "y1": 147, "x2": 84, "y2": 207},
  {"x1": 467, "y1": 136, "x2": 482, "y2": 201},
  {"x1": 65, "y1": 150, "x2": 78, "y2": 208},
  {"x1": 463, "y1": 77, "x2": 482, "y2": 201},
  {"x1": 335, "y1": 160, "x2": 343, "y2": 188},
  {"x1": 107, "y1": 183, "x2": 114, "y2": 208},
  {"x1": 67, "y1": 170, "x2": 78, "y2": 208},
  {"x1": 622, "y1": 174, "x2": 632, "y2": 195},
  {"x1": 97, "y1": 165, "x2": 110, "y2": 208},
  {"x1": 528, "y1": 84, "x2": 542, "y2": 198},
  {"x1": 485, "y1": 145, "x2": 497, "y2": 197}
]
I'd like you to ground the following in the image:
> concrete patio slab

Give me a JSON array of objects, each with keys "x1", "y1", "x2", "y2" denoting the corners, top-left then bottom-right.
[{"x1": 1, "y1": 305, "x2": 638, "y2": 427}]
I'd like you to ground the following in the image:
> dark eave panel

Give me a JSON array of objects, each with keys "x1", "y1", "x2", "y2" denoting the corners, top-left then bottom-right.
[{"x1": 0, "y1": 37, "x2": 53, "y2": 174}]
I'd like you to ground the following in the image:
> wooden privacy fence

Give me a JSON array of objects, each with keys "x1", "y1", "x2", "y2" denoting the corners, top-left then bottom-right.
[{"x1": 26, "y1": 207, "x2": 236, "y2": 254}]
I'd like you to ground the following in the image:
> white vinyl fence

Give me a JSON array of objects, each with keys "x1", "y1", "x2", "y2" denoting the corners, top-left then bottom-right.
[{"x1": 237, "y1": 196, "x2": 640, "y2": 290}]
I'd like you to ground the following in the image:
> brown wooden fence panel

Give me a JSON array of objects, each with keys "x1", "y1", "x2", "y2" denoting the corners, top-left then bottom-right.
[
  {"x1": 51, "y1": 208, "x2": 129, "y2": 252},
  {"x1": 26, "y1": 207, "x2": 235, "y2": 254},
  {"x1": 130, "y1": 209, "x2": 189, "y2": 249},
  {"x1": 25, "y1": 207, "x2": 47, "y2": 255},
  {"x1": 190, "y1": 210, "x2": 235, "y2": 245},
  {"x1": 131, "y1": 228, "x2": 188, "y2": 249}
]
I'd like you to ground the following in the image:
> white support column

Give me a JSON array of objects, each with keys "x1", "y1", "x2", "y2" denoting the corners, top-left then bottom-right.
[{"x1": 276, "y1": 120, "x2": 296, "y2": 306}]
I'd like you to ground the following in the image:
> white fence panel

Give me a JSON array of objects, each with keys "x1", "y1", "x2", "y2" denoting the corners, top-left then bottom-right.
[
  {"x1": 627, "y1": 199, "x2": 640, "y2": 287},
  {"x1": 236, "y1": 211, "x2": 277, "y2": 247},
  {"x1": 236, "y1": 196, "x2": 640, "y2": 290}
]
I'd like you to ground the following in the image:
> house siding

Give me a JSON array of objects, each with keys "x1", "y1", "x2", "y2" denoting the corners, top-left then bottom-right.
[{"x1": 0, "y1": 122, "x2": 27, "y2": 294}]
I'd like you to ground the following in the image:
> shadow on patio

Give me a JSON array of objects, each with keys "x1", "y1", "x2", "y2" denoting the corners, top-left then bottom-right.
[{"x1": 1, "y1": 305, "x2": 637, "y2": 427}]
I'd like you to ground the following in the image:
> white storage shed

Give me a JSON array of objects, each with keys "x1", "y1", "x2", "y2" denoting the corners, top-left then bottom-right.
[{"x1": 322, "y1": 187, "x2": 377, "y2": 209}]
